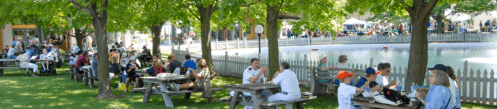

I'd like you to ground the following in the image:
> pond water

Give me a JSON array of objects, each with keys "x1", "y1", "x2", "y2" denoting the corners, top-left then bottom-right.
[{"x1": 212, "y1": 43, "x2": 497, "y2": 72}]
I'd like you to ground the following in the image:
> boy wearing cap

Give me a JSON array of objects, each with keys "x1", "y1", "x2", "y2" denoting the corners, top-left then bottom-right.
[
  {"x1": 337, "y1": 71, "x2": 364, "y2": 109},
  {"x1": 124, "y1": 56, "x2": 141, "y2": 92},
  {"x1": 354, "y1": 67, "x2": 377, "y2": 88}
]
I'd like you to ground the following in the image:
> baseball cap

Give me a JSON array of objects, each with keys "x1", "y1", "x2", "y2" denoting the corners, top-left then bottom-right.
[
  {"x1": 129, "y1": 56, "x2": 136, "y2": 60},
  {"x1": 319, "y1": 54, "x2": 327, "y2": 61},
  {"x1": 143, "y1": 46, "x2": 147, "y2": 48},
  {"x1": 365, "y1": 67, "x2": 376, "y2": 75},
  {"x1": 428, "y1": 64, "x2": 447, "y2": 72},
  {"x1": 337, "y1": 70, "x2": 354, "y2": 79},
  {"x1": 48, "y1": 44, "x2": 54, "y2": 47}
]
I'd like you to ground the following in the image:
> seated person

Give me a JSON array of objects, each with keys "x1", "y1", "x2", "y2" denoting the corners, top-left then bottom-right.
[
  {"x1": 229, "y1": 58, "x2": 273, "y2": 109},
  {"x1": 376, "y1": 62, "x2": 397, "y2": 89},
  {"x1": 146, "y1": 60, "x2": 166, "y2": 76},
  {"x1": 6, "y1": 46, "x2": 17, "y2": 59},
  {"x1": 337, "y1": 71, "x2": 364, "y2": 109},
  {"x1": 183, "y1": 54, "x2": 197, "y2": 74},
  {"x1": 137, "y1": 46, "x2": 151, "y2": 65},
  {"x1": 416, "y1": 70, "x2": 452, "y2": 109},
  {"x1": 167, "y1": 54, "x2": 182, "y2": 73},
  {"x1": 124, "y1": 56, "x2": 141, "y2": 92},
  {"x1": 168, "y1": 58, "x2": 210, "y2": 92},
  {"x1": 39, "y1": 49, "x2": 55, "y2": 72},
  {"x1": 2, "y1": 45, "x2": 9, "y2": 53},
  {"x1": 91, "y1": 53, "x2": 99, "y2": 80},
  {"x1": 17, "y1": 53, "x2": 39, "y2": 77},
  {"x1": 70, "y1": 44, "x2": 80, "y2": 55},
  {"x1": 267, "y1": 62, "x2": 301, "y2": 109},
  {"x1": 109, "y1": 50, "x2": 120, "y2": 74},
  {"x1": 74, "y1": 51, "x2": 90, "y2": 74}
]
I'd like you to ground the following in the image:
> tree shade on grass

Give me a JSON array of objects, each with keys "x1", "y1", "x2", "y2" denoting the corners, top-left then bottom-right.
[{"x1": 0, "y1": 64, "x2": 494, "y2": 109}]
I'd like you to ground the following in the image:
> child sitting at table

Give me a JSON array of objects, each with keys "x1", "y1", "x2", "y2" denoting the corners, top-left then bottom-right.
[
  {"x1": 337, "y1": 70, "x2": 364, "y2": 109},
  {"x1": 354, "y1": 67, "x2": 377, "y2": 88},
  {"x1": 146, "y1": 60, "x2": 166, "y2": 76}
]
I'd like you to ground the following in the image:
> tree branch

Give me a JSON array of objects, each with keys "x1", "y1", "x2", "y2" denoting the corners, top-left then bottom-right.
[
  {"x1": 421, "y1": 0, "x2": 439, "y2": 18},
  {"x1": 275, "y1": 0, "x2": 285, "y2": 17},
  {"x1": 69, "y1": 0, "x2": 91, "y2": 14},
  {"x1": 243, "y1": 0, "x2": 262, "y2": 7},
  {"x1": 86, "y1": 31, "x2": 94, "y2": 36},
  {"x1": 100, "y1": 0, "x2": 108, "y2": 18},
  {"x1": 182, "y1": 3, "x2": 200, "y2": 20},
  {"x1": 397, "y1": 0, "x2": 412, "y2": 8}
]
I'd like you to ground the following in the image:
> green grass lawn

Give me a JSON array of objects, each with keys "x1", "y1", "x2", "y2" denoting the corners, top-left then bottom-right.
[{"x1": 0, "y1": 64, "x2": 494, "y2": 109}]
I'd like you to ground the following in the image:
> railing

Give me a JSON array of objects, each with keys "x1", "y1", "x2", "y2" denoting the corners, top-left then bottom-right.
[
  {"x1": 172, "y1": 48, "x2": 497, "y2": 106},
  {"x1": 177, "y1": 33, "x2": 497, "y2": 53}
]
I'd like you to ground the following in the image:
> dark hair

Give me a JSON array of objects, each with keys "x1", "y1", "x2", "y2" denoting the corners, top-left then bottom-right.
[
  {"x1": 185, "y1": 54, "x2": 191, "y2": 60},
  {"x1": 35, "y1": 35, "x2": 38, "y2": 38},
  {"x1": 446, "y1": 66, "x2": 457, "y2": 80},
  {"x1": 377, "y1": 62, "x2": 391, "y2": 70},
  {"x1": 280, "y1": 62, "x2": 290, "y2": 69},
  {"x1": 154, "y1": 55, "x2": 160, "y2": 58},
  {"x1": 167, "y1": 56, "x2": 172, "y2": 60},
  {"x1": 112, "y1": 45, "x2": 115, "y2": 48},
  {"x1": 250, "y1": 58, "x2": 259, "y2": 64}
]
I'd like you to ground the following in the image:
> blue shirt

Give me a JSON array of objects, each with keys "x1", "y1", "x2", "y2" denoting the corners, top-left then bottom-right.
[
  {"x1": 354, "y1": 77, "x2": 368, "y2": 88},
  {"x1": 424, "y1": 85, "x2": 452, "y2": 109},
  {"x1": 91, "y1": 58, "x2": 99, "y2": 77},
  {"x1": 25, "y1": 49, "x2": 34, "y2": 57},
  {"x1": 168, "y1": 60, "x2": 181, "y2": 72},
  {"x1": 183, "y1": 60, "x2": 197, "y2": 73}
]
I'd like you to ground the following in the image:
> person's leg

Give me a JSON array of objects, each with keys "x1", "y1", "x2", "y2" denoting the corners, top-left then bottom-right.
[
  {"x1": 125, "y1": 77, "x2": 131, "y2": 92},
  {"x1": 180, "y1": 82, "x2": 194, "y2": 89},
  {"x1": 134, "y1": 77, "x2": 140, "y2": 88}
]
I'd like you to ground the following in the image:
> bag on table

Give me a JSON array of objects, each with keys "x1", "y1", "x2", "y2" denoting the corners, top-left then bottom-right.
[{"x1": 382, "y1": 88, "x2": 410, "y2": 105}]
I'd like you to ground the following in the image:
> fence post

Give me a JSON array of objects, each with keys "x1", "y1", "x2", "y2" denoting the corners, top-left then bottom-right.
[
  {"x1": 237, "y1": 38, "x2": 240, "y2": 49},
  {"x1": 244, "y1": 37, "x2": 247, "y2": 48},
  {"x1": 225, "y1": 51, "x2": 229, "y2": 76},
  {"x1": 304, "y1": 54, "x2": 308, "y2": 86},
  {"x1": 225, "y1": 38, "x2": 228, "y2": 50},
  {"x1": 370, "y1": 57, "x2": 373, "y2": 67}
]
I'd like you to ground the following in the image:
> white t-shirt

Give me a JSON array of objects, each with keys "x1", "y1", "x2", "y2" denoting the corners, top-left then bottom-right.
[
  {"x1": 448, "y1": 78, "x2": 457, "y2": 108},
  {"x1": 7, "y1": 48, "x2": 16, "y2": 56},
  {"x1": 338, "y1": 83, "x2": 357, "y2": 109},
  {"x1": 242, "y1": 66, "x2": 264, "y2": 84},
  {"x1": 375, "y1": 74, "x2": 389, "y2": 87},
  {"x1": 272, "y1": 69, "x2": 301, "y2": 95},
  {"x1": 34, "y1": 38, "x2": 40, "y2": 45}
]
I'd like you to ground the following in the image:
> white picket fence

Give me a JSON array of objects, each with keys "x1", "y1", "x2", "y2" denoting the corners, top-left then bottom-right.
[
  {"x1": 172, "y1": 48, "x2": 497, "y2": 106},
  {"x1": 179, "y1": 33, "x2": 497, "y2": 53}
]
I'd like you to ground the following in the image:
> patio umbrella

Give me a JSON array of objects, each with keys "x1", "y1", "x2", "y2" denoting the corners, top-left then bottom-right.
[{"x1": 449, "y1": 13, "x2": 471, "y2": 22}]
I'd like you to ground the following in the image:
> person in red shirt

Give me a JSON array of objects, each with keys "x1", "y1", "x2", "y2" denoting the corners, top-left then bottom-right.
[{"x1": 74, "y1": 51, "x2": 90, "y2": 74}]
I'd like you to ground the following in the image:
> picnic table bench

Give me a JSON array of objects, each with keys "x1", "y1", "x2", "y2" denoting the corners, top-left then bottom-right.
[
  {"x1": 0, "y1": 59, "x2": 34, "y2": 76},
  {"x1": 306, "y1": 67, "x2": 365, "y2": 96},
  {"x1": 66, "y1": 63, "x2": 76, "y2": 80},
  {"x1": 352, "y1": 96, "x2": 423, "y2": 109},
  {"x1": 141, "y1": 76, "x2": 222, "y2": 108},
  {"x1": 223, "y1": 82, "x2": 314, "y2": 109}
]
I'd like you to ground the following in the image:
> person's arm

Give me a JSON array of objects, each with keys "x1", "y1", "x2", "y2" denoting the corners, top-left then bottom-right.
[
  {"x1": 270, "y1": 71, "x2": 282, "y2": 85},
  {"x1": 127, "y1": 65, "x2": 135, "y2": 73},
  {"x1": 248, "y1": 67, "x2": 267, "y2": 83},
  {"x1": 385, "y1": 79, "x2": 397, "y2": 88}
]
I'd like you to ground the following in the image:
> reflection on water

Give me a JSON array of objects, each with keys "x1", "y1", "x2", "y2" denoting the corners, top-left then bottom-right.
[{"x1": 212, "y1": 43, "x2": 497, "y2": 71}]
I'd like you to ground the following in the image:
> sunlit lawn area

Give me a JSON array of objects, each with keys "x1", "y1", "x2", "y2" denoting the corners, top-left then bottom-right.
[{"x1": 0, "y1": 63, "x2": 494, "y2": 109}]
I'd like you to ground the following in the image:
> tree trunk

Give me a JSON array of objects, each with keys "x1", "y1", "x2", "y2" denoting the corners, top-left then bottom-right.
[
  {"x1": 93, "y1": 17, "x2": 115, "y2": 99},
  {"x1": 74, "y1": 29, "x2": 85, "y2": 49},
  {"x1": 198, "y1": 6, "x2": 214, "y2": 75},
  {"x1": 266, "y1": 5, "x2": 279, "y2": 79},
  {"x1": 436, "y1": 16, "x2": 444, "y2": 34},
  {"x1": 150, "y1": 23, "x2": 164, "y2": 55},
  {"x1": 405, "y1": 12, "x2": 430, "y2": 92}
]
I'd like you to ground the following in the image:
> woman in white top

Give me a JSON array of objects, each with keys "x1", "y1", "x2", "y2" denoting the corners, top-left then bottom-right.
[{"x1": 17, "y1": 53, "x2": 38, "y2": 77}]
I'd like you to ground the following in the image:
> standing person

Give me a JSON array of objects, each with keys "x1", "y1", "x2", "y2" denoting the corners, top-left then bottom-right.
[
  {"x1": 17, "y1": 53, "x2": 39, "y2": 77},
  {"x1": 337, "y1": 70, "x2": 364, "y2": 109},
  {"x1": 124, "y1": 56, "x2": 141, "y2": 92},
  {"x1": 267, "y1": 62, "x2": 301, "y2": 109},
  {"x1": 416, "y1": 70, "x2": 452, "y2": 109},
  {"x1": 91, "y1": 53, "x2": 99, "y2": 80},
  {"x1": 34, "y1": 35, "x2": 41, "y2": 46},
  {"x1": 86, "y1": 36, "x2": 93, "y2": 51},
  {"x1": 183, "y1": 54, "x2": 197, "y2": 73},
  {"x1": 375, "y1": 62, "x2": 397, "y2": 89}
]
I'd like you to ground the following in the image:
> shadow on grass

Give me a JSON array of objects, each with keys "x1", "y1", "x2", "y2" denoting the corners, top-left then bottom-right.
[{"x1": 1, "y1": 64, "x2": 495, "y2": 109}]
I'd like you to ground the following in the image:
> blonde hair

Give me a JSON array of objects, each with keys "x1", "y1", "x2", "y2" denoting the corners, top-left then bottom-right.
[{"x1": 432, "y1": 70, "x2": 450, "y2": 87}]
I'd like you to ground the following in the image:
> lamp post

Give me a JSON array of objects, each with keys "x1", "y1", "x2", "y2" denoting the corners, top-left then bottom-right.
[{"x1": 255, "y1": 25, "x2": 264, "y2": 59}]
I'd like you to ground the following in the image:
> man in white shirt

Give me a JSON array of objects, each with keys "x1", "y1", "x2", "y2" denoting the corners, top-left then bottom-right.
[
  {"x1": 6, "y1": 46, "x2": 17, "y2": 59},
  {"x1": 375, "y1": 62, "x2": 397, "y2": 89},
  {"x1": 230, "y1": 58, "x2": 273, "y2": 109},
  {"x1": 268, "y1": 62, "x2": 301, "y2": 109}
]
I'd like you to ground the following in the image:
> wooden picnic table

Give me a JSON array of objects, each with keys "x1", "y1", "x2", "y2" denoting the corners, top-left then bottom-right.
[
  {"x1": 352, "y1": 96, "x2": 423, "y2": 109},
  {"x1": 141, "y1": 76, "x2": 196, "y2": 108},
  {"x1": 81, "y1": 65, "x2": 96, "y2": 89}
]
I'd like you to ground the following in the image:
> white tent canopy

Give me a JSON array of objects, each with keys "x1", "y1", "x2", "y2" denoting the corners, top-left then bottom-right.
[
  {"x1": 343, "y1": 18, "x2": 367, "y2": 25},
  {"x1": 448, "y1": 13, "x2": 471, "y2": 22}
]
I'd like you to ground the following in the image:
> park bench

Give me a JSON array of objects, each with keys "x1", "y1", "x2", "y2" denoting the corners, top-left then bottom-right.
[
  {"x1": 306, "y1": 67, "x2": 365, "y2": 96},
  {"x1": 66, "y1": 63, "x2": 76, "y2": 80},
  {"x1": 0, "y1": 59, "x2": 33, "y2": 76},
  {"x1": 82, "y1": 66, "x2": 97, "y2": 89}
]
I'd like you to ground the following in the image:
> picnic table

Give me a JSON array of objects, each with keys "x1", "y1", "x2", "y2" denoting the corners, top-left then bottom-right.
[
  {"x1": 306, "y1": 67, "x2": 365, "y2": 96},
  {"x1": 81, "y1": 65, "x2": 96, "y2": 89},
  {"x1": 0, "y1": 59, "x2": 33, "y2": 76},
  {"x1": 225, "y1": 82, "x2": 314, "y2": 109},
  {"x1": 0, "y1": 53, "x2": 7, "y2": 58},
  {"x1": 66, "y1": 63, "x2": 76, "y2": 80},
  {"x1": 141, "y1": 76, "x2": 221, "y2": 108},
  {"x1": 352, "y1": 96, "x2": 423, "y2": 109}
]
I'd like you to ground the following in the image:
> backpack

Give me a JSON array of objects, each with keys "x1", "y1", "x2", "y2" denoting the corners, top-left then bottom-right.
[{"x1": 382, "y1": 88, "x2": 410, "y2": 105}]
